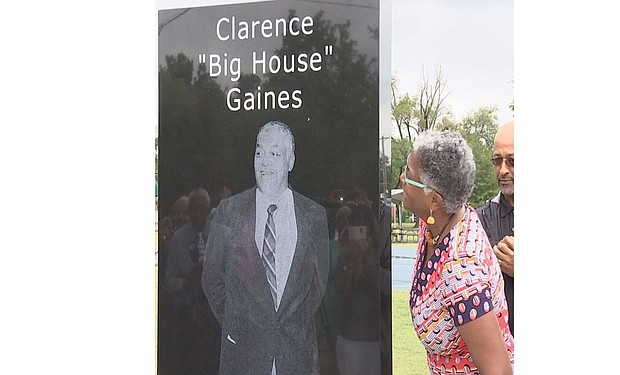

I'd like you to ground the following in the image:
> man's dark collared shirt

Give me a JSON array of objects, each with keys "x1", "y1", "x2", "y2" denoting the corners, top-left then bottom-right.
[{"x1": 477, "y1": 192, "x2": 514, "y2": 335}]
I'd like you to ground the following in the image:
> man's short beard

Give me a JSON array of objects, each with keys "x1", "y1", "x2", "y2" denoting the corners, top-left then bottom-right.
[{"x1": 500, "y1": 185, "x2": 514, "y2": 197}]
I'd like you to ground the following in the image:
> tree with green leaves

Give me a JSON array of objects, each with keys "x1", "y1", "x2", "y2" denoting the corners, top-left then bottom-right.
[
  {"x1": 391, "y1": 75, "x2": 417, "y2": 140},
  {"x1": 158, "y1": 52, "x2": 227, "y2": 215},
  {"x1": 388, "y1": 137, "x2": 412, "y2": 190},
  {"x1": 456, "y1": 105, "x2": 500, "y2": 207}
]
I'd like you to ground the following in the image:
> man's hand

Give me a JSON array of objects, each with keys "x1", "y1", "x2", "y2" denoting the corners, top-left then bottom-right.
[{"x1": 493, "y1": 235, "x2": 514, "y2": 277}]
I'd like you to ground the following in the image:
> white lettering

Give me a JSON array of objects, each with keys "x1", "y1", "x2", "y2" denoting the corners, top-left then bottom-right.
[
  {"x1": 253, "y1": 51, "x2": 267, "y2": 74},
  {"x1": 238, "y1": 20, "x2": 249, "y2": 39},
  {"x1": 226, "y1": 88, "x2": 241, "y2": 111},
  {"x1": 310, "y1": 52, "x2": 322, "y2": 71},
  {"x1": 209, "y1": 54, "x2": 221, "y2": 77},
  {"x1": 225, "y1": 87, "x2": 304, "y2": 112},
  {"x1": 269, "y1": 55, "x2": 281, "y2": 74},
  {"x1": 301, "y1": 16, "x2": 313, "y2": 34},
  {"x1": 262, "y1": 20, "x2": 273, "y2": 38},
  {"x1": 229, "y1": 57, "x2": 240, "y2": 82},
  {"x1": 291, "y1": 90, "x2": 303, "y2": 109},
  {"x1": 289, "y1": 17, "x2": 300, "y2": 36},
  {"x1": 216, "y1": 18, "x2": 230, "y2": 41},
  {"x1": 218, "y1": 15, "x2": 315, "y2": 41}
]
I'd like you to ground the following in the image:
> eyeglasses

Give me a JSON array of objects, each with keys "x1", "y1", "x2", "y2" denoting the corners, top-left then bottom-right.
[
  {"x1": 402, "y1": 167, "x2": 444, "y2": 199},
  {"x1": 491, "y1": 157, "x2": 514, "y2": 167},
  {"x1": 403, "y1": 167, "x2": 429, "y2": 189}
]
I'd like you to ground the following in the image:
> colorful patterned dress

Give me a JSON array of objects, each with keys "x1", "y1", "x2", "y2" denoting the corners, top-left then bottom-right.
[{"x1": 409, "y1": 206, "x2": 514, "y2": 374}]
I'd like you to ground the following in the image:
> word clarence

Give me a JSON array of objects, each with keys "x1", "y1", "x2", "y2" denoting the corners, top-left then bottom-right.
[{"x1": 216, "y1": 15, "x2": 314, "y2": 41}]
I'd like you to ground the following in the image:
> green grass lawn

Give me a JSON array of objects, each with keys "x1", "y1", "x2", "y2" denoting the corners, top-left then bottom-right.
[{"x1": 392, "y1": 290, "x2": 429, "y2": 375}]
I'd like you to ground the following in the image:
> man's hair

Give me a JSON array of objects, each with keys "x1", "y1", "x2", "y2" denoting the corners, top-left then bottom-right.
[
  {"x1": 188, "y1": 187, "x2": 210, "y2": 206},
  {"x1": 257, "y1": 120, "x2": 296, "y2": 155}
]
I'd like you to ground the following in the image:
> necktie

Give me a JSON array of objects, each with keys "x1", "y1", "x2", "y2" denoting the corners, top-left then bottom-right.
[
  {"x1": 197, "y1": 232, "x2": 206, "y2": 264},
  {"x1": 262, "y1": 204, "x2": 278, "y2": 307}
]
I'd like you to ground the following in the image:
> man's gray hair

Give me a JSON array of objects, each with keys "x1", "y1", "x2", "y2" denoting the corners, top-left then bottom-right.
[
  {"x1": 257, "y1": 120, "x2": 295, "y2": 154},
  {"x1": 414, "y1": 130, "x2": 476, "y2": 213}
]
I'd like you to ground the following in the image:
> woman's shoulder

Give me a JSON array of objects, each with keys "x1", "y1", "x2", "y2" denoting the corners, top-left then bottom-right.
[{"x1": 449, "y1": 206, "x2": 492, "y2": 260}]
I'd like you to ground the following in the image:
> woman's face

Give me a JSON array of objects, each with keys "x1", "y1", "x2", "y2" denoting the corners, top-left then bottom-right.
[{"x1": 400, "y1": 152, "x2": 431, "y2": 218}]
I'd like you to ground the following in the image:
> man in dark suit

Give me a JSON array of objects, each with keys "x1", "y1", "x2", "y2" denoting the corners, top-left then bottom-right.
[{"x1": 202, "y1": 120, "x2": 329, "y2": 375}]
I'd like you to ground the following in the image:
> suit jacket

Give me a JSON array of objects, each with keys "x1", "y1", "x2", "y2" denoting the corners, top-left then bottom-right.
[{"x1": 202, "y1": 187, "x2": 329, "y2": 375}]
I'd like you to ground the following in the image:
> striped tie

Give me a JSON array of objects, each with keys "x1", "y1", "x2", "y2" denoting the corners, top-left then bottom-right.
[{"x1": 262, "y1": 204, "x2": 277, "y2": 307}]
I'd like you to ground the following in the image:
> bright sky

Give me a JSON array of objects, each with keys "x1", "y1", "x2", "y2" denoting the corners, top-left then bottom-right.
[{"x1": 391, "y1": 0, "x2": 514, "y2": 126}]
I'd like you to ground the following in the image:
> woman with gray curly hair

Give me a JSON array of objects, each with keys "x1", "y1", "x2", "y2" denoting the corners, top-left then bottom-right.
[{"x1": 401, "y1": 130, "x2": 514, "y2": 375}]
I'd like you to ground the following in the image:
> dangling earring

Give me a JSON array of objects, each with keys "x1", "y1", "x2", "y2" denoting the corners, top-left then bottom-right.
[{"x1": 427, "y1": 207, "x2": 436, "y2": 225}]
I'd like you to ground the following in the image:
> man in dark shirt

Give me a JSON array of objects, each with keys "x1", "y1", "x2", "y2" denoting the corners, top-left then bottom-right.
[{"x1": 477, "y1": 120, "x2": 515, "y2": 335}]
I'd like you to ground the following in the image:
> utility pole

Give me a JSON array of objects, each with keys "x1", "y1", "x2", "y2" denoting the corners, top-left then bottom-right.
[{"x1": 379, "y1": 135, "x2": 390, "y2": 203}]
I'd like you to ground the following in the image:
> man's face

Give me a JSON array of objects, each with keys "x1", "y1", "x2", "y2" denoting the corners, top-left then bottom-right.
[
  {"x1": 493, "y1": 125, "x2": 514, "y2": 197},
  {"x1": 172, "y1": 197, "x2": 189, "y2": 228},
  {"x1": 188, "y1": 194, "x2": 210, "y2": 231},
  {"x1": 254, "y1": 127, "x2": 294, "y2": 197}
]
